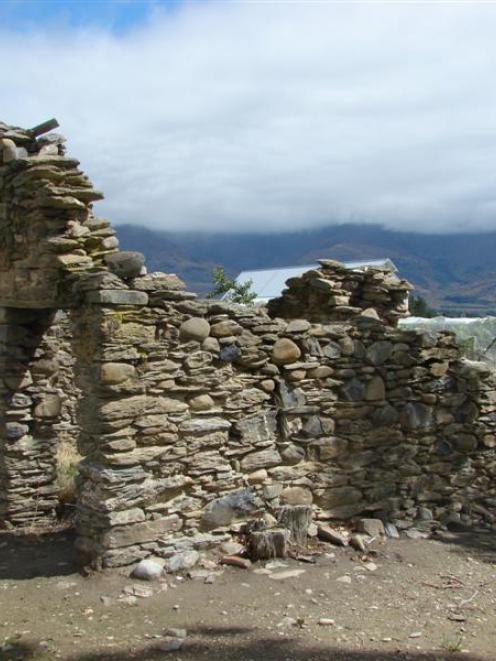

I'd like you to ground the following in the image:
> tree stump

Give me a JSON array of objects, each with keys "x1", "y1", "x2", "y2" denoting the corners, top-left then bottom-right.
[
  {"x1": 277, "y1": 505, "x2": 312, "y2": 547},
  {"x1": 248, "y1": 528, "x2": 289, "y2": 560}
]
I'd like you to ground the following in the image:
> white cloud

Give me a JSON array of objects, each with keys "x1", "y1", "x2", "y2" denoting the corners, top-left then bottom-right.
[{"x1": 1, "y1": 1, "x2": 496, "y2": 233}]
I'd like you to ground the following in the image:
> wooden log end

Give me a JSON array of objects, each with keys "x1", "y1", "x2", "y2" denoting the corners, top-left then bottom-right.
[
  {"x1": 29, "y1": 118, "x2": 60, "y2": 138},
  {"x1": 248, "y1": 528, "x2": 289, "y2": 561}
]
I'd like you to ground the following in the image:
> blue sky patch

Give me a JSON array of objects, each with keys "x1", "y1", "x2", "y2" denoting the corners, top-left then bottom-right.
[{"x1": 0, "y1": 0, "x2": 186, "y2": 33}]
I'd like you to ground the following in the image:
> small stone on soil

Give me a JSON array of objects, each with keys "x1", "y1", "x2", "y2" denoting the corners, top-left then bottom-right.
[
  {"x1": 318, "y1": 618, "x2": 335, "y2": 626},
  {"x1": 157, "y1": 637, "x2": 184, "y2": 652},
  {"x1": 268, "y1": 569, "x2": 306, "y2": 580},
  {"x1": 221, "y1": 555, "x2": 252, "y2": 569},
  {"x1": 336, "y1": 575, "x2": 352, "y2": 584}
]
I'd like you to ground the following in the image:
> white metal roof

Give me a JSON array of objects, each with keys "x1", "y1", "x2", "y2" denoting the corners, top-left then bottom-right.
[{"x1": 231, "y1": 258, "x2": 397, "y2": 302}]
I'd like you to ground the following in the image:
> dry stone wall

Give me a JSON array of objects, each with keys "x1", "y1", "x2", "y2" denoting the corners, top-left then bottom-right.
[
  {"x1": 72, "y1": 274, "x2": 496, "y2": 568},
  {"x1": 0, "y1": 119, "x2": 495, "y2": 570}
]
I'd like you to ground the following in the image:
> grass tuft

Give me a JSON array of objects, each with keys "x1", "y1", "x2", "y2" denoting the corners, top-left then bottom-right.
[
  {"x1": 56, "y1": 440, "x2": 81, "y2": 507},
  {"x1": 441, "y1": 633, "x2": 463, "y2": 653}
]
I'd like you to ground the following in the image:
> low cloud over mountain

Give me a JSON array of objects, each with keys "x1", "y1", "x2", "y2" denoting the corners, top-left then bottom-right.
[
  {"x1": 117, "y1": 223, "x2": 496, "y2": 316},
  {"x1": 1, "y1": 2, "x2": 496, "y2": 234}
]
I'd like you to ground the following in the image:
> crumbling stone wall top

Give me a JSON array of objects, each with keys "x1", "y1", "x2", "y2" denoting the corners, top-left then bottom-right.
[
  {"x1": 0, "y1": 119, "x2": 119, "y2": 309},
  {"x1": 268, "y1": 258, "x2": 412, "y2": 326}
]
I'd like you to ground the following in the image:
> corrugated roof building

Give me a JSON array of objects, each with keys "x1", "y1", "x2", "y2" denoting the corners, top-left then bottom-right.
[{"x1": 228, "y1": 258, "x2": 397, "y2": 304}]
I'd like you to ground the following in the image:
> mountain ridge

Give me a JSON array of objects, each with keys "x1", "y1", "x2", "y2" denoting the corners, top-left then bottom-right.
[{"x1": 115, "y1": 223, "x2": 496, "y2": 315}]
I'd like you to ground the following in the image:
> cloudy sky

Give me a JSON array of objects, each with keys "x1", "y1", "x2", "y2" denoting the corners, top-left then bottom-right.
[{"x1": 1, "y1": 0, "x2": 496, "y2": 234}]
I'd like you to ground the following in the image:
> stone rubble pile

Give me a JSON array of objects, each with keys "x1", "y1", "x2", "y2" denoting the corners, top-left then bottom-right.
[{"x1": 0, "y1": 119, "x2": 495, "y2": 570}]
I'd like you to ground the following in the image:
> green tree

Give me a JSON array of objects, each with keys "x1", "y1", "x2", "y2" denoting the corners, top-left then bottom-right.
[
  {"x1": 207, "y1": 266, "x2": 257, "y2": 304},
  {"x1": 409, "y1": 295, "x2": 437, "y2": 318}
]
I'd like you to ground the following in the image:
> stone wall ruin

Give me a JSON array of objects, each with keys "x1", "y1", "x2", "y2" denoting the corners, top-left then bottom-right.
[{"x1": 1, "y1": 120, "x2": 495, "y2": 569}]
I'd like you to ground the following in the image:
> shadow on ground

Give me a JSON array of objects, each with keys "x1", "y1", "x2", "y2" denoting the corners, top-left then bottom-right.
[
  {"x1": 0, "y1": 629, "x2": 487, "y2": 661},
  {"x1": 431, "y1": 529, "x2": 496, "y2": 565},
  {"x1": 0, "y1": 527, "x2": 77, "y2": 580}
]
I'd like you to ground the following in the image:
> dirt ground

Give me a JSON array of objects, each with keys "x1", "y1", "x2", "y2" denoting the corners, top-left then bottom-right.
[{"x1": 0, "y1": 526, "x2": 495, "y2": 661}]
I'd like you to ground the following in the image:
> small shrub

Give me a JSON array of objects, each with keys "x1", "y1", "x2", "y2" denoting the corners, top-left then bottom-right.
[
  {"x1": 409, "y1": 295, "x2": 437, "y2": 317},
  {"x1": 207, "y1": 266, "x2": 257, "y2": 304}
]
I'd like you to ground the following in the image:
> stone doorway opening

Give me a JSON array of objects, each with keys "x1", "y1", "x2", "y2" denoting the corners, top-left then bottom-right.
[{"x1": 0, "y1": 307, "x2": 83, "y2": 531}]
